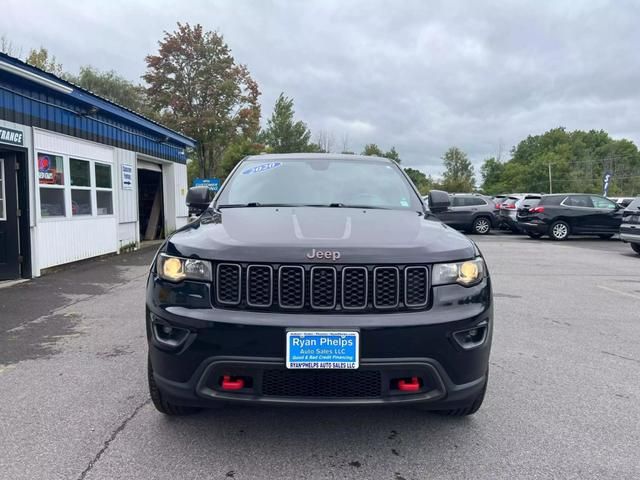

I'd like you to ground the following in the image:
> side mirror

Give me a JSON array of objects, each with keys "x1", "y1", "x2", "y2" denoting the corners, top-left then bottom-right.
[
  {"x1": 186, "y1": 186, "x2": 214, "y2": 215},
  {"x1": 428, "y1": 190, "x2": 450, "y2": 213}
]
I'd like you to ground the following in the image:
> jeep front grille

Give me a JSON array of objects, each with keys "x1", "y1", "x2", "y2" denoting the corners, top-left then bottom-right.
[{"x1": 213, "y1": 263, "x2": 430, "y2": 313}]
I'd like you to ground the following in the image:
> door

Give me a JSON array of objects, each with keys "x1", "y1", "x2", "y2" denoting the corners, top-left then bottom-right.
[
  {"x1": 0, "y1": 152, "x2": 20, "y2": 279},
  {"x1": 439, "y1": 196, "x2": 468, "y2": 227},
  {"x1": 590, "y1": 195, "x2": 623, "y2": 233},
  {"x1": 562, "y1": 195, "x2": 597, "y2": 233}
]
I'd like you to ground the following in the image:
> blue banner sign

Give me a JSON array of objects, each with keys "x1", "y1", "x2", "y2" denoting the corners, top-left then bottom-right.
[
  {"x1": 193, "y1": 178, "x2": 221, "y2": 192},
  {"x1": 602, "y1": 172, "x2": 612, "y2": 197}
]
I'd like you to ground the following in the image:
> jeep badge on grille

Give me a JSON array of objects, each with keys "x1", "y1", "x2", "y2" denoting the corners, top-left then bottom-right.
[{"x1": 306, "y1": 249, "x2": 341, "y2": 261}]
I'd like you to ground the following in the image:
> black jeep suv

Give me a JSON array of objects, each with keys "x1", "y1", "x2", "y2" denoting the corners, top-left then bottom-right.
[{"x1": 146, "y1": 154, "x2": 492, "y2": 416}]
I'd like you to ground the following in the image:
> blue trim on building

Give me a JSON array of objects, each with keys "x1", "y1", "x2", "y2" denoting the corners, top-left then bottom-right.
[{"x1": 0, "y1": 52, "x2": 195, "y2": 163}]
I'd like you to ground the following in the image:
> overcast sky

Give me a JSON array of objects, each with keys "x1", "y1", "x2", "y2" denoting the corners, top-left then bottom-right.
[{"x1": 3, "y1": 0, "x2": 640, "y2": 177}]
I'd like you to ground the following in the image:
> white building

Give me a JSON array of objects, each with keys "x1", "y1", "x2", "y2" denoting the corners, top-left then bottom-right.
[{"x1": 0, "y1": 52, "x2": 196, "y2": 279}]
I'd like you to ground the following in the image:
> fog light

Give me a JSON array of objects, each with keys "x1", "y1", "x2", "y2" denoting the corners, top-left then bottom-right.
[
  {"x1": 453, "y1": 322, "x2": 488, "y2": 350},
  {"x1": 152, "y1": 320, "x2": 190, "y2": 348}
]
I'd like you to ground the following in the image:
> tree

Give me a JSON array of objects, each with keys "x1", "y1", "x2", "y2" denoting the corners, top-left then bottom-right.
[
  {"x1": 144, "y1": 23, "x2": 261, "y2": 179},
  {"x1": 384, "y1": 146, "x2": 401, "y2": 164},
  {"x1": 362, "y1": 143, "x2": 384, "y2": 157},
  {"x1": 25, "y1": 47, "x2": 64, "y2": 76},
  {"x1": 0, "y1": 35, "x2": 21, "y2": 57},
  {"x1": 361, "y1": 144, "x2": 401, "y2": 163},
  {"x1": 488, "y1": 128, "x2": 640, "y2": 195},
  {"x1": 260, "y1": 93, "x2": 317, "y2": 153},
  {"x1": 441, "y1": 147, "x2": 475, "y2": 192},
  {"x1": 218, "y1": 139, "x2": 269, "y2": 179},
  {"x1": 480, "y1": 157, "x2": 506, "y2": 194},
  {"x1": 404, "y1": 167, "x2": 434, "y2": 195},
  {"x1": 65, "y1": 66, "x2": 150, "y2": 115}
]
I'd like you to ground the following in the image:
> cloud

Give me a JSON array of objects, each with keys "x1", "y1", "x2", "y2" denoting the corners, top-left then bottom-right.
[{"x1": 3, "y1": 0, "x2": 640, "y2": 178}]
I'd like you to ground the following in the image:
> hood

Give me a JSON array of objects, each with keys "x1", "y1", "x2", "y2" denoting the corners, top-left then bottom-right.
[{"x1": 166, "y1": 207, "x2": 476, "y2": 264}]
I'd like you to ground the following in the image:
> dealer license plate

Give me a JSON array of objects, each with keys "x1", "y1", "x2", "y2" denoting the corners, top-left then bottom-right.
[{"x1": 286, "y1": 331, "x2": 359, "y2": 369}]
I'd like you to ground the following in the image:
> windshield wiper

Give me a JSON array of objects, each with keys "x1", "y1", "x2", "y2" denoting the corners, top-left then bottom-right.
[
  {"x1": 218, "y1": 203, "x2": 348, "y2": 209},
  {"x1": 217, "y1": 202, "x2": 294, "y2": 208}
]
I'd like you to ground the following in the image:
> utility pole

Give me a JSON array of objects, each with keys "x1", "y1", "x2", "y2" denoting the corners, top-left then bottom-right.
[{"x1": 548, "y1": 163, "x2": 553, "y2": 194}]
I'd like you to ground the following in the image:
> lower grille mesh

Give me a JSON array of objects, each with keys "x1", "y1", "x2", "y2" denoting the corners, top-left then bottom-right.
[{"x1": 262, "y1": 370, "x2": 382, "y2": 398}]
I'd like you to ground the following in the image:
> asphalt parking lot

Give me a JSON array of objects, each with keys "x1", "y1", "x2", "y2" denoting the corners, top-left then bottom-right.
[{"x1": 0, "y1": 233, "x2": 638, "y2": 480}]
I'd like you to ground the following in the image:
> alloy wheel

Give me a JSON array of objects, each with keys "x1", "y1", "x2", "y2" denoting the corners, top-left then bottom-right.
[
  {"x1": 552, "y1": 223, "x2": 568, "y2": 240},
  {"x1": 474, "y1": 218, "x2": 491, "y2": 234}
]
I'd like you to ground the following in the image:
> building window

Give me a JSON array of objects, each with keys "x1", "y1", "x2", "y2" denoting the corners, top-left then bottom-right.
[
  {"x1": 0, "y1": 158, "x2": 5, "y2": 220},
  {"x1": 38, "y1": 152, "x2": 66, "y2": 217},
  {"x1": 95, "y1": 163, "x2": 113, "y2": 215},
  {"x1": 38, "y1": 153, "x2": 64, "y2": 185},
  {"x1": 70, "y1": 158, "x2": 92, "y2": 216},
  {"x1": 40, "y1": 188, "x2": 66, "y2": 217}
]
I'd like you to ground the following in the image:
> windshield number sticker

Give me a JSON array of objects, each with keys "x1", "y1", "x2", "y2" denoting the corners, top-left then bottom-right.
[{"x1": 242, "y1": 162, "x2": 282, "y2": 175}]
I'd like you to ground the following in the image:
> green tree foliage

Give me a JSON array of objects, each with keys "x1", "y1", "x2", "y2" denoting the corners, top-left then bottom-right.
[
  {"x1": 361, "y1": 144, "x2": 401, "y2": 163},
  {"x1": 362, "y1": 144, "x2": 384, "y2": 157},
  {"x1": 260, "y1": 93, "x2": 318, "y2": 153},
  {"x1": 25, "y1": 47, "x2": 64, "y2": 76},
  {"x1": 479, "y1": 157, "x2": 506, "y2": 194},
  {"x1": 218, "y1": 139, "x2": 269, "y2": 178},
  {"x1": 403, "y1": 167, "x2": 434, "y2": 195},
  {"x1": 65, "y1": 66, "x2": 150, "y2": 115},
  {"x1": 481, "y1": 128, "x2": 640, "y2": 195},
  {"x1": 441, "y1": 147, "x2": 475, "y2": 192},
  {"x1": 186, "y1": 138, "x2": 268, "y2": 184},
  {"x1": 384, "y1": 146, "x2": 401, "y2": 163},
  {"x1": 144, "y1": 23, "x2": 261, "y2": 179}
]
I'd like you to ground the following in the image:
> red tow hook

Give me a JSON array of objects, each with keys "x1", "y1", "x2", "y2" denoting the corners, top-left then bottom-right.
[
  {"x1": 221, "y1": 375, "x2": 245, "y2": 391},
  {"x1": 397, "y1": 376, "x2": 421, "y2": 392}
]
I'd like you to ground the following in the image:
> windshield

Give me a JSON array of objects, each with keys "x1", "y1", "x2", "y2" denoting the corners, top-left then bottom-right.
[{"x1": 217, "y1": 158, "x2": 423, "y2": 211}]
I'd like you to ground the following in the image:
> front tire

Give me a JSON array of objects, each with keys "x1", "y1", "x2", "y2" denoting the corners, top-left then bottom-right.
[
  {"x1": 632, "y1": 243, "x2": 640, "y2": 255},
  {"x1": 472, "y1": 216, "x2": 491, "y2": 235},
  {"x1": 549, "y1": 220, "x2": 570, "y2": 241},
  {"x1": 148, "y1": 356, "x2": 201, "y2": 416}
]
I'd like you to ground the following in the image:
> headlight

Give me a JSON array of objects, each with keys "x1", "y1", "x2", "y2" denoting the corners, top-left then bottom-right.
[
  {"x1": 432, "y1": 258, "x2": 485, "y2": 287},
  {"x1": 156, "y1": 254, "x2": 212, "y2": 282}
]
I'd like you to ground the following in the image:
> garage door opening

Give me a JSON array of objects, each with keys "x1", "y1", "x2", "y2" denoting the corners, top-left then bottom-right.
[
  {"x1": 138, "y1": 165, "x2": 165, "y2": 241},
  {"x1": 0, "y1": 148, "x2": 31, "y2": 280}
]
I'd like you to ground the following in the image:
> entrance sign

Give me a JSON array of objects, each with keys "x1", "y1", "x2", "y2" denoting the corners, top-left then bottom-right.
[{"x1": 0, "y1": 127, "x2": 23, "y2": 146}]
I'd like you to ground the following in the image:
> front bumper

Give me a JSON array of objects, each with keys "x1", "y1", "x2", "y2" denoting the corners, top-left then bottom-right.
[
  {"x1": 620, "y1": 228, "x2": 640, "y2": 244},
  {"x1": 146, "y1": 276, "x2": 493, "y2": 408}
]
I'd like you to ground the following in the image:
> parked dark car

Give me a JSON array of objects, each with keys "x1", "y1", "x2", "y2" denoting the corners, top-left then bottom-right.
[
  {"x1": 518, "y1": 193, "x2": 623, "y2": 240},
  {"x1": 499, "y1": 194, "x2": 542, "y2": 232},
  {"x1": 147, "y1": 154, "x2": 492, "y2": 417},
  {"x1": 431, "y1": 193, "x2": 499, "y2": 234},
  {"x1": 620, "y1": 197, "x2": 640, "y2": 255}
]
